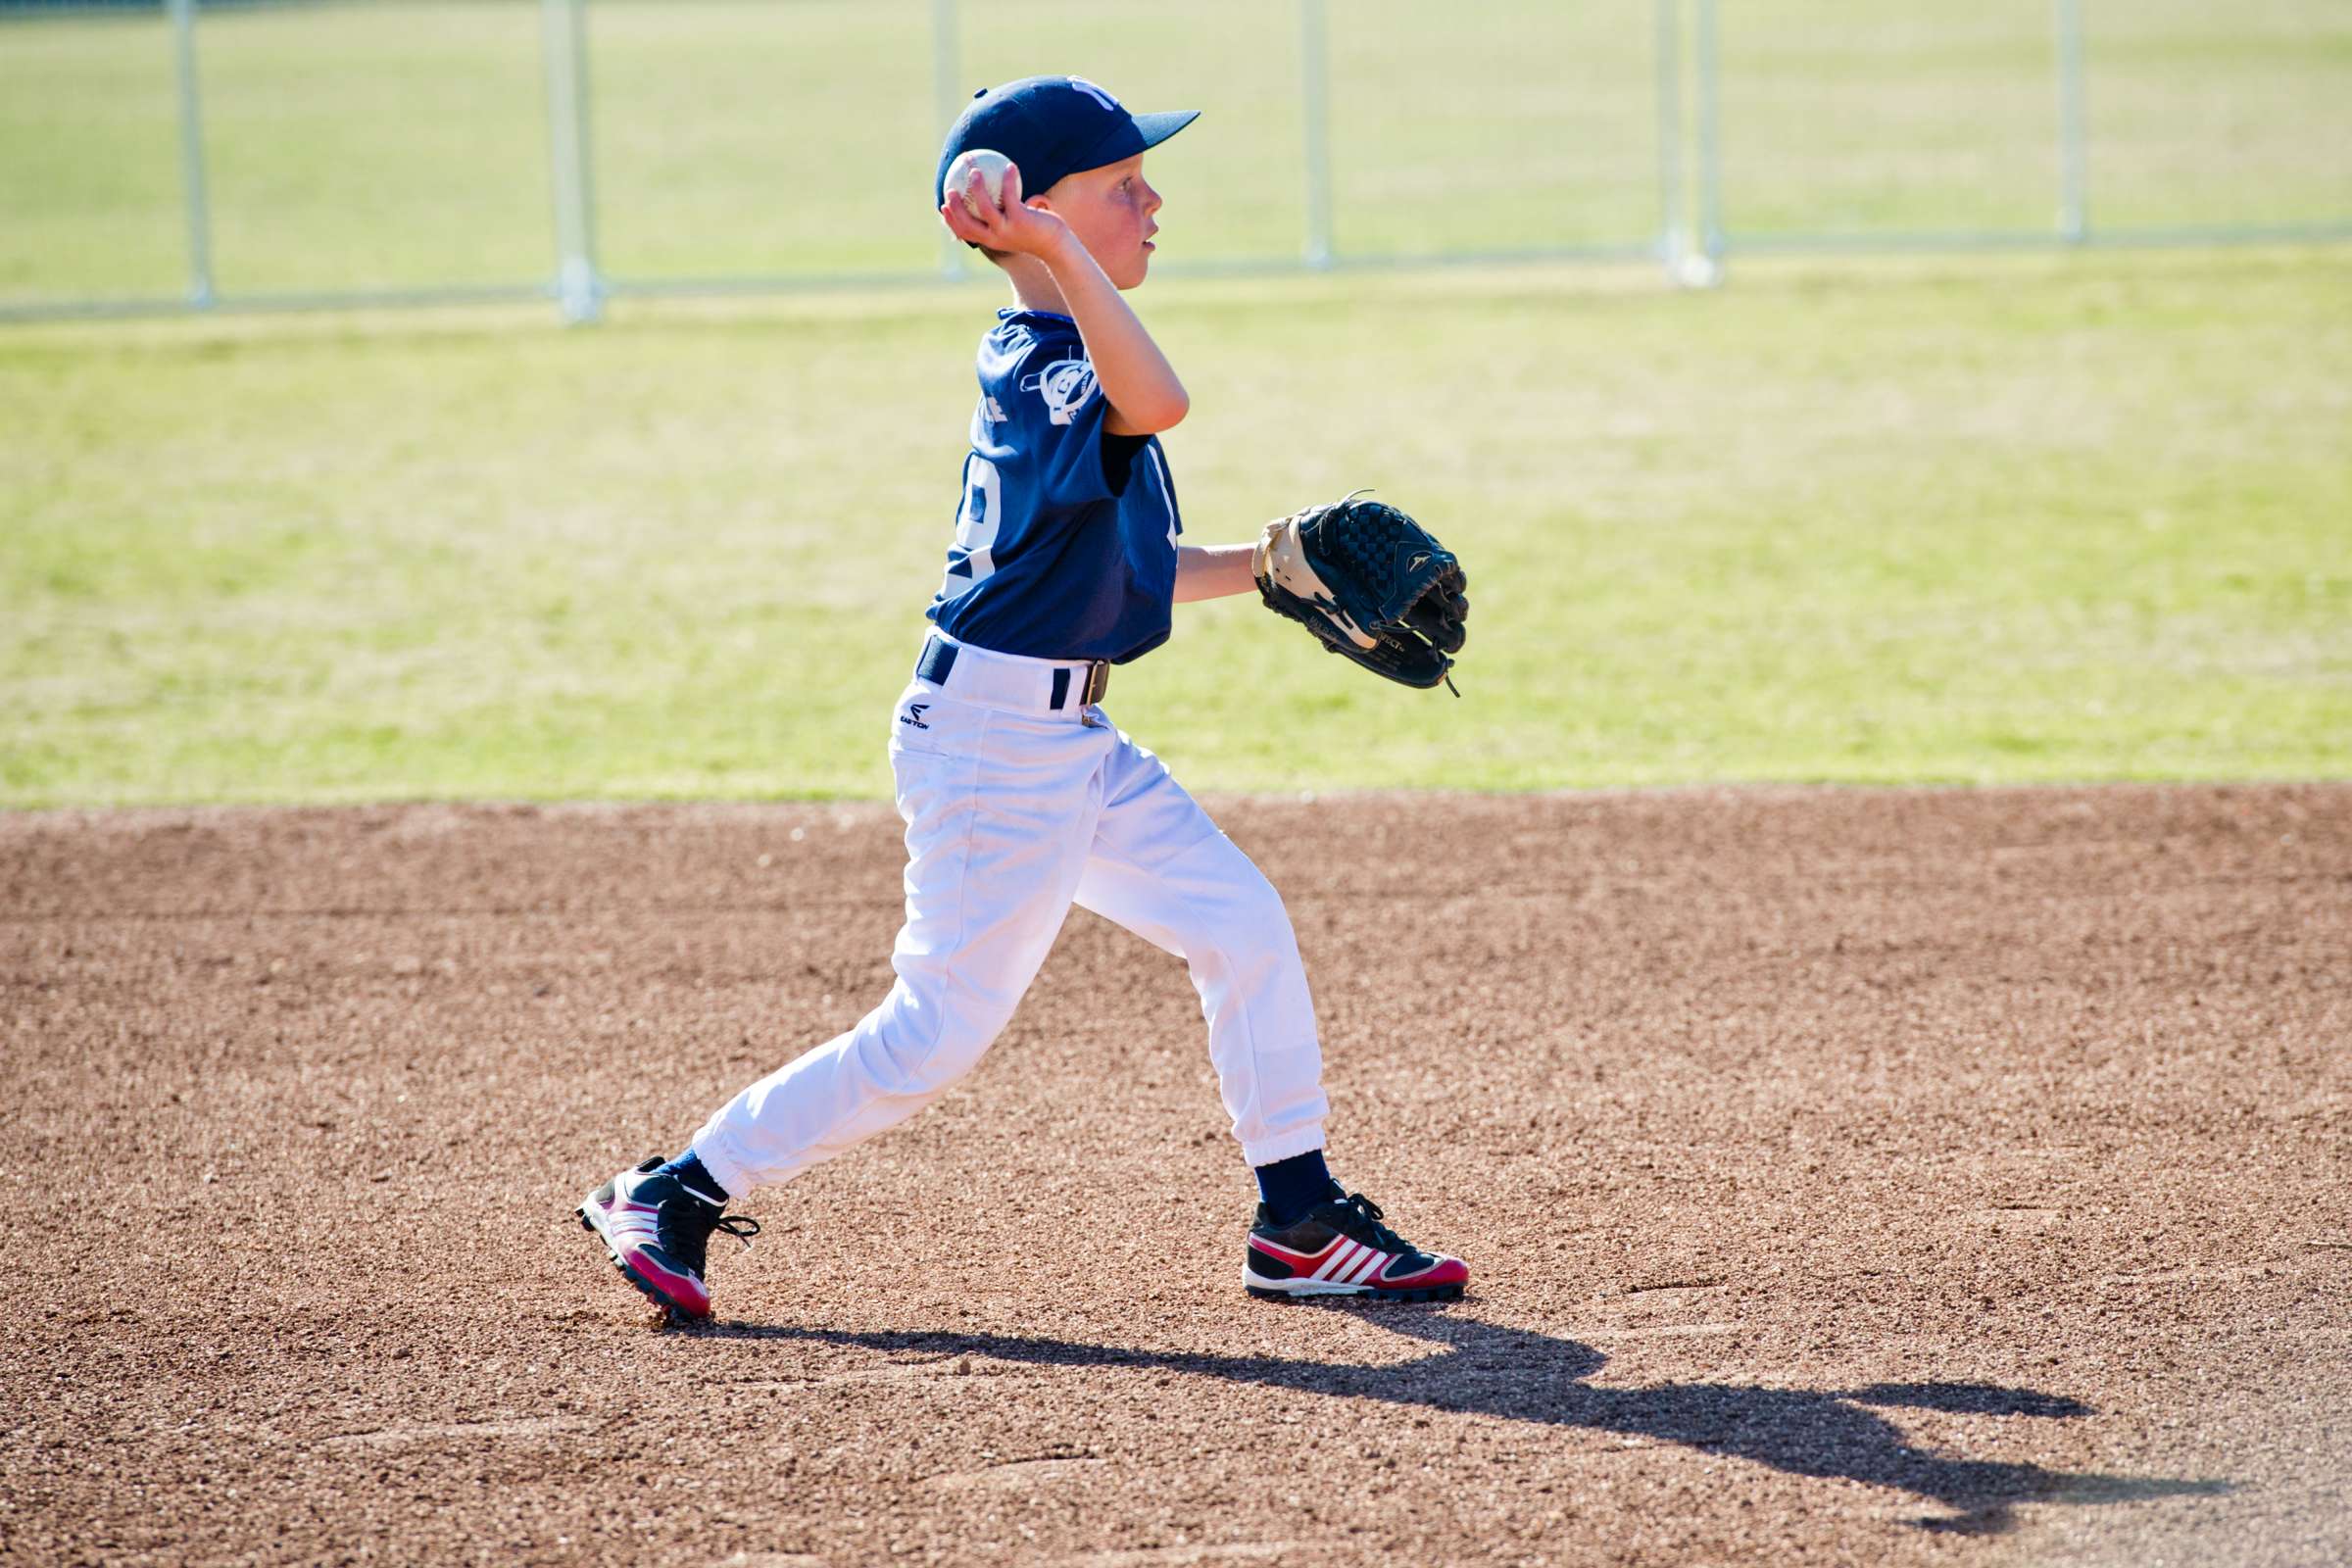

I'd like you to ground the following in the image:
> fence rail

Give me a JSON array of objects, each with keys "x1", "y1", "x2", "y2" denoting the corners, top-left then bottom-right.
[{"x1": 2, "y1": 0, "x2": 2347, "y2": 324}]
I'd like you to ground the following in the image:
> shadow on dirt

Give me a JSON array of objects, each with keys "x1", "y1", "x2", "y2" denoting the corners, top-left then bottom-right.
[{"x1": 702, "y1": 1308, "x2": 2230, "y2": 1534}]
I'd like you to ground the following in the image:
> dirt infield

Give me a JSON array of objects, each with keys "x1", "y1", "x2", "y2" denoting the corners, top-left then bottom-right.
[{"x1": 4, "y1": 785, "x2": 2347, "y2": 1567}]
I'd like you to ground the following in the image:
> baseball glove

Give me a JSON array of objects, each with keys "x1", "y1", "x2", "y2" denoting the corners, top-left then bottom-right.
[{"x1": 1252, "y1": 491, "x2": 1469, "y2": 693}]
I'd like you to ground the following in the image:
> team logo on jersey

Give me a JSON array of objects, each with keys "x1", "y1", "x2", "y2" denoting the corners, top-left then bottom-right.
[
  {"x1": 899, "y1": 703, "x2": 932, "y2": 729},
  {"x1": 982, "y1": 395, "x2": 1007, "y2": 423},
  {"x1": 1066, "y1": 76, "x2": 1121, "y2": 112},
  {"x1": 1021, "y1": 356, "x2": 1099, "y2": 425}
]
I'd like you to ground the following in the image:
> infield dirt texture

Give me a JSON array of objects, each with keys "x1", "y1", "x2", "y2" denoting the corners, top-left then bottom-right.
[
  {"x1": 8, "y1": 13, "x2": 2349, "y2": 1554},
  {"x1": 6, "y1": 784, "x2": 2346, "y2": 1565}
]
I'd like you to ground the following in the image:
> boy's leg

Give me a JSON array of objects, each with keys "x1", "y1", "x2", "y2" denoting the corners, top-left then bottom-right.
[
  {"x1": 1070, "y1": 729, "x2": 1330, "y2": 1167},
  {"x1": 690, "y1": 695, "x2": 1104, "y2": 1196},
  {"x1": 1070, "y1": 724, "x2": 1467, "y2": 1302}
]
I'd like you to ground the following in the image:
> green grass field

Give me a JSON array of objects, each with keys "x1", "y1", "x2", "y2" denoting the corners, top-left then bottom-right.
[
  {"x1": 4, "y1": 0, "x2": 2348, "y2": 304},
  {"x1": 4, "y1": 246, "x2": 2348, "y2": 805},
  {"x1": 1718, "y1": 0, "x2": 2352, "y2": 236},
  {"x1": 3, "y1": 1, "x2": 2348, "y2": 804}
]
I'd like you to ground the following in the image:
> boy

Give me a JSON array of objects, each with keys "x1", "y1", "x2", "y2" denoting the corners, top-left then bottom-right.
[{"x1": 578, "y1": 75, "x2": 1468, "y2": 1322}]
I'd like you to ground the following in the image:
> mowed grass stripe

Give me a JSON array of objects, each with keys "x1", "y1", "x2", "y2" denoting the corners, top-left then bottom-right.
[{"x1": 3, "y1": 249, "x2": 2348, "y2": 805}]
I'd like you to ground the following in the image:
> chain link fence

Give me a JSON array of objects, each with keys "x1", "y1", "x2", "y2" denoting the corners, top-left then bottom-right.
[{"x1": 4, "y1": 0, "x2": 2348, "y2": 323}]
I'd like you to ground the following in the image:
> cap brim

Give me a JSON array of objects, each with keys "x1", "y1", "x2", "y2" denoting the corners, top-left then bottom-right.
[
  {"x1": 1067, "y1": 109, "x2": 1200, "y2": 185},
  {"x1": 1131, "y1": 109, "x2": 1200, "y2": 150}
]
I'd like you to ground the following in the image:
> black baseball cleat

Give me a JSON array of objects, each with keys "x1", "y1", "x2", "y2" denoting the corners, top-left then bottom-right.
[
  {"x1": 1244, "y1": 1183, "x2": 1469, "y2": 1302},
  {"x1": 576, "y1": 1157, "x2": 760, "y2": 1324}
]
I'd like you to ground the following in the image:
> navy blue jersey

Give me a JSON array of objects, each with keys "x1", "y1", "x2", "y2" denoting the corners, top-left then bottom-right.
[{"x1": 926, "y1": 309, "x2": 1182, "y2": 663}]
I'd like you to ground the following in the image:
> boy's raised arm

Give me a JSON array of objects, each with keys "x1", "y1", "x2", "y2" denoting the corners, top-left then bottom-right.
[
  {"x1": 1036, "y1": 230, "x2": 1189, "y2": 436},
  {"x1": 939, "y1": 163, "x2": 1189, "y2": 436}
]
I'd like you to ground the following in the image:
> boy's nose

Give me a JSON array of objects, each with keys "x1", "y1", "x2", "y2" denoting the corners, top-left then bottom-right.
[{"x1": 1139, "y1": 180, "x2": 1163, "y2": 216}]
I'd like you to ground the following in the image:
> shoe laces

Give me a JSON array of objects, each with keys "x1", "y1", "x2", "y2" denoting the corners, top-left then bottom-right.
[
  {"x1": 1327, "y1": 1192, "x2": 1410, "y2": 1255},
  {"x1": 712, "y1": 1214, "x2": 760, "y2": 1255},
  {"x1": 657, "y1": 1191, "x2": 761, "y2": 1276}
]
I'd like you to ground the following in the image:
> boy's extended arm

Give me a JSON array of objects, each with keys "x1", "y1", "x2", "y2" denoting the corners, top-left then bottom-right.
[{"x1": 1173, "y1": 543, "x2": 1257, "y2": 604}]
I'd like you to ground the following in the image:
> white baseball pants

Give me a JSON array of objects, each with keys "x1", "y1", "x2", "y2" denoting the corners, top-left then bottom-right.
[{"x1": 691, "y1": 635, "x2": 1330, "y2": 1197}]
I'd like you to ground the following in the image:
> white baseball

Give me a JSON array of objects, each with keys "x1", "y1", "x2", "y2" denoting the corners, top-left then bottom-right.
[{"x1": 946, "y1": 148, "x2": 1013, "y2": 218}]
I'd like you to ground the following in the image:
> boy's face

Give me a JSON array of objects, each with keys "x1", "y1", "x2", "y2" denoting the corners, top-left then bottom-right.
[{"x1": 1036, "y1": 154, "x2": 1162, "y2": 288}]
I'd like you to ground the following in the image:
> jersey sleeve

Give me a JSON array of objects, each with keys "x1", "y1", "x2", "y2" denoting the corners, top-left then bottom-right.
[{"x1": 1004, "y1": 339, "x2": 1145, "y2": 508}]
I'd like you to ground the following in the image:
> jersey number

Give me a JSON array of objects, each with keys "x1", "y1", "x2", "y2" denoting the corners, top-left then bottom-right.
[{"x1": 939, "y1": 455, "x2": 1002, "y2": 605}]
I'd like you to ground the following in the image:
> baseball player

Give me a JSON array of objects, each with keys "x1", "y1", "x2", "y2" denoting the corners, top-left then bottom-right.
[{"x1": 578, "y1": 75, "x2": 1469, "y2": 1322}]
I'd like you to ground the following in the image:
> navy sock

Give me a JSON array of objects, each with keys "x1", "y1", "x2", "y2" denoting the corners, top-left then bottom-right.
[
  {"x1": 1253, "y1": 1149, "x2": 1336, "y2": 1227},
  {"x1": 653, "y1": 1151, "x2": 729, "y2": 1208}
]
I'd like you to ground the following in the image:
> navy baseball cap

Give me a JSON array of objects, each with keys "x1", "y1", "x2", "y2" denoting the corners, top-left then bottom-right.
[{"x1": 936, "y1": 74, "x2": 1198, "y2": 208}]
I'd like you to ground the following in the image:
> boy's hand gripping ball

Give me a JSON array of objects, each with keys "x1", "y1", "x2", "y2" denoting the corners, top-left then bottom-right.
[{"x1": 945, "y1": 149, "x2": 1014, "y2": 218}]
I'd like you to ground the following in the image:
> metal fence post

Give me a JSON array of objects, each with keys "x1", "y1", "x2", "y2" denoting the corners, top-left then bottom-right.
[
  {"x1": 541, "y1": 0, "x2": 602, "y2": 323},
  {"x1": 2055, "y1": 0, "x2": 2088, "y2": 242},
  {"x1": 1690, "y1": 0, "x2": 1725, "y2": 285},
  {"x1": 932, "y1": 0, "x2": 966, "y2": 277},
  {"x1": 1653, "y1": 0, "x2": 1684, "y2": 282},
  {"x1": 1299, "y1": 0, "x2": 1335, "y2": 270},
  {"x1": 168, "y1": 0, "x2": 215, "y2": 308}
]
